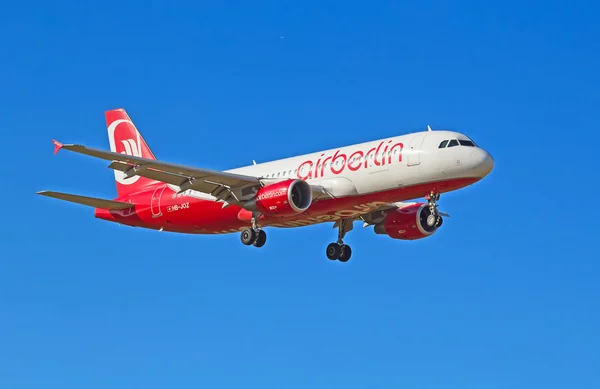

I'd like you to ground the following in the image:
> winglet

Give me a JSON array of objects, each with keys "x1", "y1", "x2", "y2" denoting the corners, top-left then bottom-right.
[{"x1": 52, "y1": 139, "x2": 64, "y2": 154}]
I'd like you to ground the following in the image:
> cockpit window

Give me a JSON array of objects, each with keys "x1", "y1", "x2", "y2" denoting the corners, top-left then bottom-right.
[{"x1": 439, "y1": 138, "x2": 478, "y2": 148}]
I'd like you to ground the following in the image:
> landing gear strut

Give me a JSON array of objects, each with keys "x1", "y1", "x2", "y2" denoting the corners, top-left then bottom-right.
[
  {"x1": 240, "y1": 214, "x2": 267, "y2": 248},
  {"x1": 425, "y1": 191, "x2": 443, "y2": 228},
  {"x1": 326, "y1": 219, "x2": 353, "y2": 262}
]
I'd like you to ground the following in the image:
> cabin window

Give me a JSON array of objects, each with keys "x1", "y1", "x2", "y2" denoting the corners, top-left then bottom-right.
[
  {"x1": 447, "y1": 139, "x2": 459, "y2": 147},
  {"x1": 439, "y1": 140, "x2": 449, "y2": 148}
]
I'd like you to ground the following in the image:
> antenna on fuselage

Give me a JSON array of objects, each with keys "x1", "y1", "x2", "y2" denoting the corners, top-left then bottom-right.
[
  {"x1": 427, "y1": 125, "x2": 432, "y2": 131},
  {"x1": 253, "y1": 160, "x2": 257, "y2": 165}
]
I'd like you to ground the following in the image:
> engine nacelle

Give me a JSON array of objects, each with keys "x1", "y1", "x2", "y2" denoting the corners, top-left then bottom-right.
[
  {"x1": 244, "y1": 179, "x2": 312, "y2": 217},
  {"x1": 374, "y1": 203, "x2": 439, "y2": 240}
]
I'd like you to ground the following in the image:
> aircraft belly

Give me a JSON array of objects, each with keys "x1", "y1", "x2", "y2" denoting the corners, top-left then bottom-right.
[{"x1": 104, "y1": 176, "x2": 480, "y2": 234}]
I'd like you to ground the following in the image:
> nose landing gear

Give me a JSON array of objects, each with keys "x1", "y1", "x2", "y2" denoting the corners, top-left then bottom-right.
[
  {"x1": 425, "y1": 191, "x2": 443, "y2": 228},
  {"x1": 326, "y1": 219, "x2": 353, "y2": 262}
]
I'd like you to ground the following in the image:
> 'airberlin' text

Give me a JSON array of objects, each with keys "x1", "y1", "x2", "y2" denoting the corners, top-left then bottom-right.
[{"x1": 296, "y1": 140, "x2": 404, "y2": 180}]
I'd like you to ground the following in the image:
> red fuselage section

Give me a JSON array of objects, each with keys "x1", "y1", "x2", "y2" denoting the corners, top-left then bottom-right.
[{"x1": 94, "y1": 177, "x2": 478, "y2": 234}]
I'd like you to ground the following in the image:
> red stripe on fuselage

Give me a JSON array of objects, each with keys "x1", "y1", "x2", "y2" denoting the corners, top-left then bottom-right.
[{"x1": 94, "y1": 177, "x2": 479, "y2": 234}]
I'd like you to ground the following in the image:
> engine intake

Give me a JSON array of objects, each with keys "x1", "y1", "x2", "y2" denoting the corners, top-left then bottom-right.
[
  {"x1": 245, "y1": 179, "x2": 312, "y2": 217},
  {"x1": 374, "y1": 203, "x2": 440, "y2": 240}
]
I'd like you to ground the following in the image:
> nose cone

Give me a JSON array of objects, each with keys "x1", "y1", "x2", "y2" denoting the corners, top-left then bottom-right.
[{"x1": 470, "y1": 149, "x2": 494, "y2": 178}]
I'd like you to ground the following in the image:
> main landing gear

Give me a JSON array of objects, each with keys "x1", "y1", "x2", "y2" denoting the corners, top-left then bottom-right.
[
  {"x1": 425, "y1": 191, "x2": 444, "y2": 228},
  {"x1": 240, "y1": 215, "x2": 267, "y2": 248},
  {"x1": 326, "y1": 219, "x2": 353, "y2": 262}
]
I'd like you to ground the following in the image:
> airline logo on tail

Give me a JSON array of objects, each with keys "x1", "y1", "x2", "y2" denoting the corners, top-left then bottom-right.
[
  {"x1": 107, "y1": 118, "x2": 142, "y2": 185},
  {"x1": 120, "y1": 139, "x2": 142, "y2": 158}
]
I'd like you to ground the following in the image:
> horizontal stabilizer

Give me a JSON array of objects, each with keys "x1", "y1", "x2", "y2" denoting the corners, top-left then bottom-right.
[{"x1": 36, "y1": 191, "x2": 135, "y2": 210}]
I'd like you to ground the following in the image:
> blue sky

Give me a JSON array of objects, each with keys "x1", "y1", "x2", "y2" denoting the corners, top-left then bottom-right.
[{"x1": 1, "y1": 1, "x2": 599, "y2": 387}]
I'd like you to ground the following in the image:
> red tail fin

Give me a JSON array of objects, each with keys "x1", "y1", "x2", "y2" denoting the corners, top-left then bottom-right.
[{"x1": 106, "y1": 108, "x2": 160, "y2": 197}]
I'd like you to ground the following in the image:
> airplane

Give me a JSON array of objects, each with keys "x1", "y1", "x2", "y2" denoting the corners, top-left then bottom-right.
[{"x1": 37, "y1": 108, "x2": 494, "y2": 262}]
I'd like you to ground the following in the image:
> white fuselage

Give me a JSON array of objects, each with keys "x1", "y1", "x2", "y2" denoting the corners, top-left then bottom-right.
[
  {"x1": 226, "y1": 130, "x2": 494, "y2": 198},
  {"x1": 168, "y1": 130, "x2": 494, "y2": 209}
]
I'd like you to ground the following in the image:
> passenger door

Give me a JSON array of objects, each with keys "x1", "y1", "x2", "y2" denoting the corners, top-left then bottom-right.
[{"x1": 407, "y1": 133, "x2": 427, "y2": 166}]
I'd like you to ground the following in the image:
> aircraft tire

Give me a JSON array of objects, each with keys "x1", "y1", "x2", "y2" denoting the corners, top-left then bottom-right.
[
  {"x1": 326, "y1": 243, "x2": 341, "y2": 260},
  {"x1": 427, "y1": 213, "x2": 437, "y2": 227},
  {"x1": 253, "y1": 230, "x2": 267, "y2": 247},
  {"x1": 241, "y1": 228, "x2": 257, "y2": 245},
  {"x1": 338, "y1": 244, "x2": 352, "y2": 262}
]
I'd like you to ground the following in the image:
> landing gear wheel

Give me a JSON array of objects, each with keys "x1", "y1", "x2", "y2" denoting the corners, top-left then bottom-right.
[
  {"x1": 435, "y1": 216, "x2": 443, "y2": 227},
  {"x1": 253, "y1": 230, "x2": 267, "y2": 247},
  {"x1": 326, "y1": 243, "x2": 341, "y2": 260},
  {"x1": 326, "y1": 218, "x2": 355, "y2": 261},
  {"x1": 426, "y1": 213, "x2": 437, "y2": 227},
  {"x1": 240, "y1": 228, "x2": 257, "y2": 245},
  {"x1": 338, "y1": 244, "x2": 352, "y2": 262}
]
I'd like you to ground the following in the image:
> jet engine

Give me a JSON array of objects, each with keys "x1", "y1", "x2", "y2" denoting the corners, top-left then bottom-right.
[
  {"x1": 373, "y1": 203, "x2": 441, "y2": 240},
  {"x1": 244, "y1": 179, "x2": 312, "y2": 217}
]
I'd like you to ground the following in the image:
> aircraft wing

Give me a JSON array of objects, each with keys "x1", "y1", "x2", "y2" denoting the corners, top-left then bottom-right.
[{"x1": 52, "y1": 140, "x2": 260, "y2": 203}]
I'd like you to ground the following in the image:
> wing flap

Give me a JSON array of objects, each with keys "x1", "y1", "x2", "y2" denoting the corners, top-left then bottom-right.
[
  {"x1": 107, "y1": 161, "x2": 225, "y2": 195},
  {"x1": 61, "y1": 143, "x2": 259, "y2": 187},
  {"x1": 36, "y1": 191, "x2": 135, "y2": 210},
  {"x1": 108, "y1": 161, "x2": 188, "y2": 186}
]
